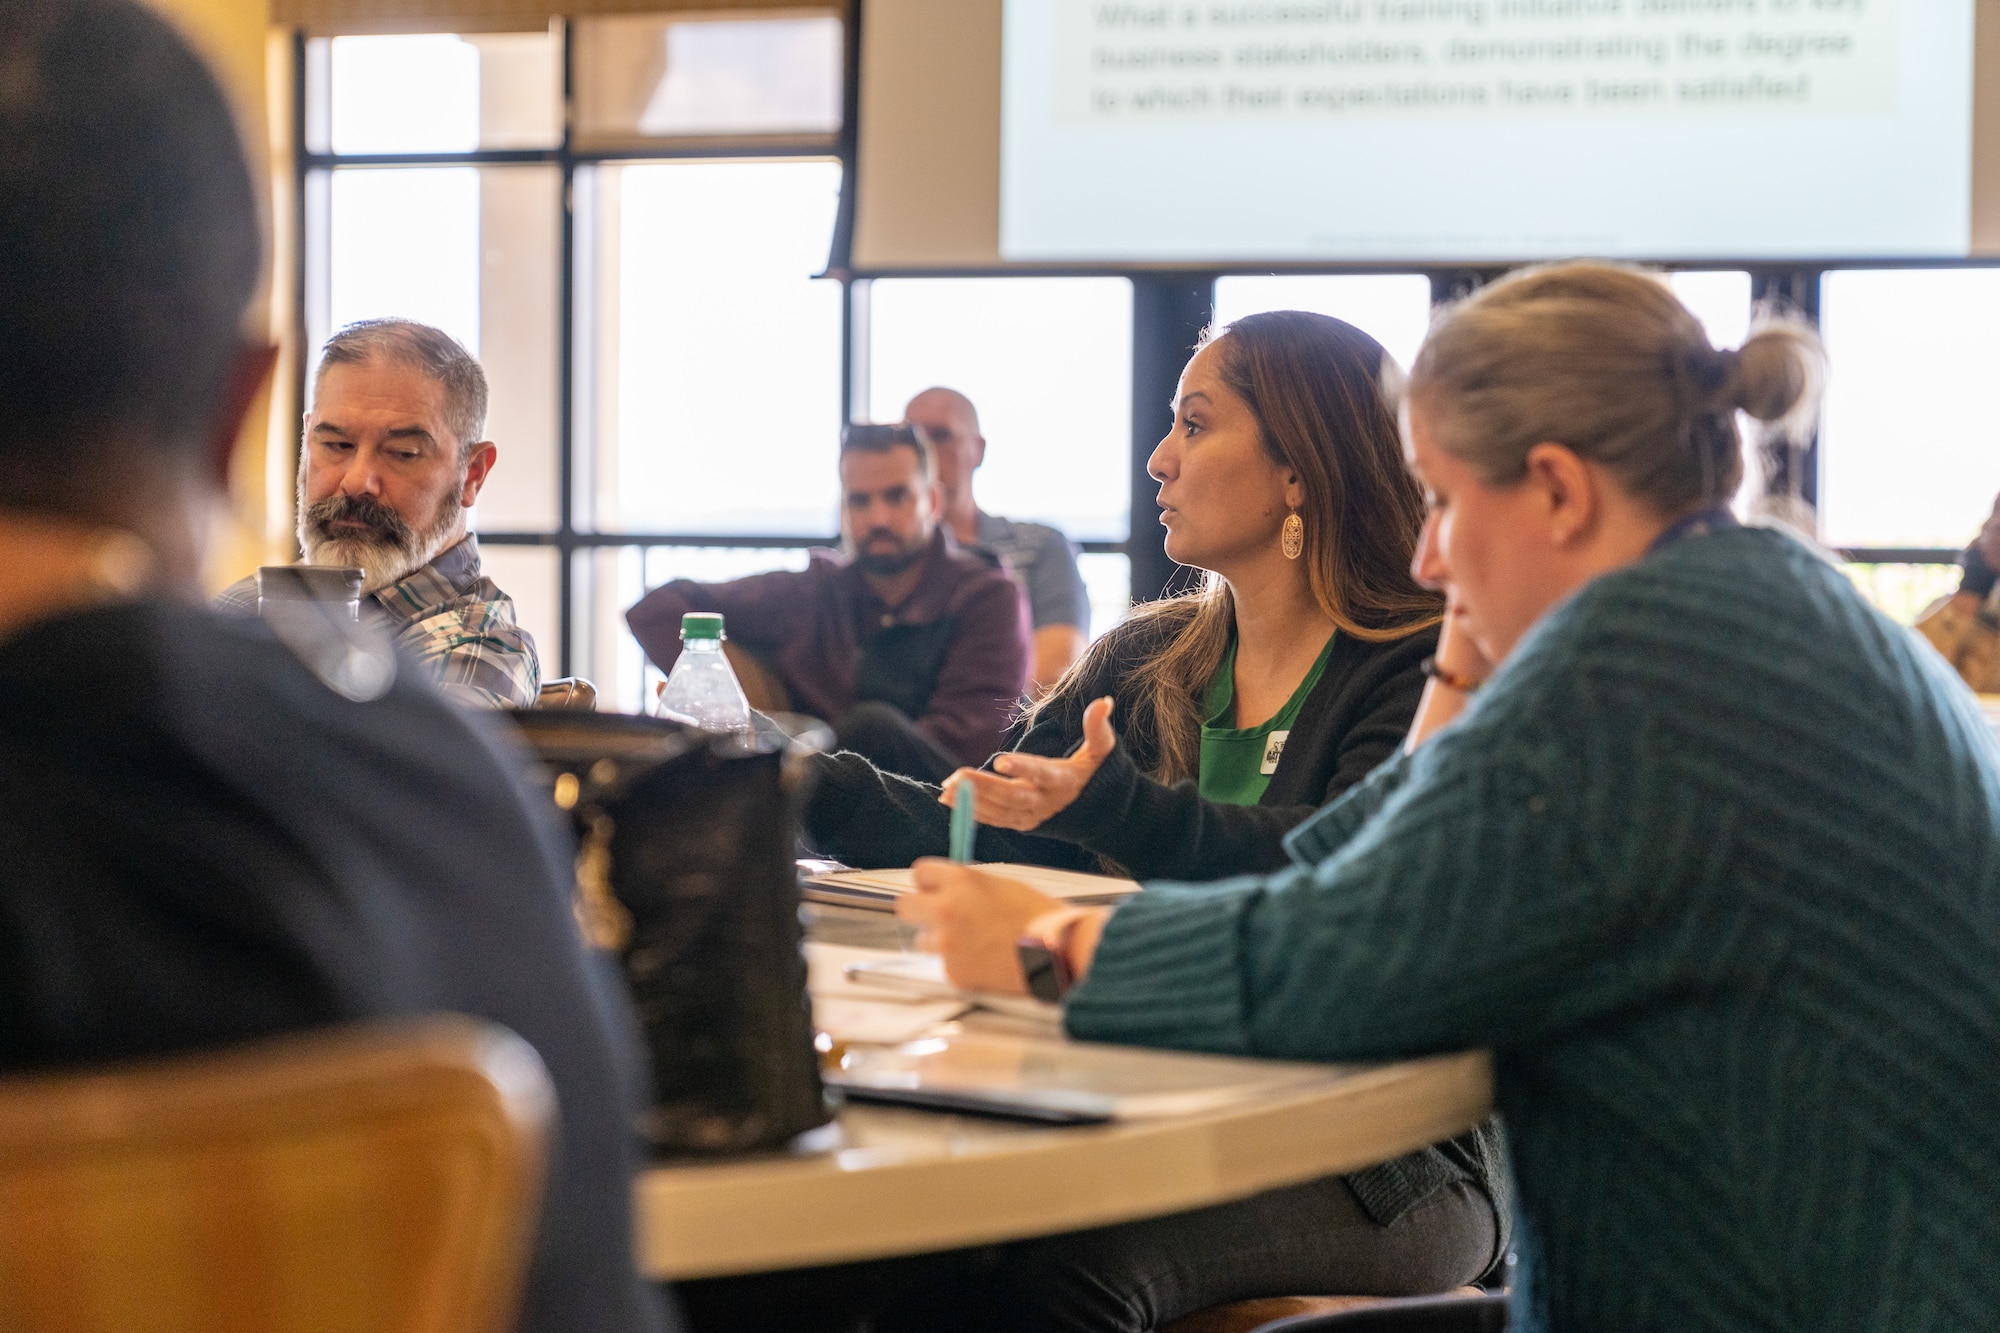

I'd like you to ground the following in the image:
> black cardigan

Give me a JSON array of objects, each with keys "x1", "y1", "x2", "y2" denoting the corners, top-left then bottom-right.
[
  {"x1": 804, "y1": 612, "x2": 1439, "y2": 881},
  {"x1": 803, "y1": 612, "x2": 1506, "y2": 1251}
]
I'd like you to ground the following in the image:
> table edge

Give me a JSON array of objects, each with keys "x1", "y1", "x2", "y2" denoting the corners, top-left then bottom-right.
[{"x1": 635, "y1": 1048, "x2": 1494, "y2": 1280}]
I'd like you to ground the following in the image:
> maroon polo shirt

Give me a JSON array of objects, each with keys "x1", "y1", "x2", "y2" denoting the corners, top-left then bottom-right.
[{"x1": 626, "y1": 531, "x2": 1031, "y2": 767}]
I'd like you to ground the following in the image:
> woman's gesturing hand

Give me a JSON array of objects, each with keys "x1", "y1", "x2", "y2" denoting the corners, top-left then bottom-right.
[
  {"x1": 896, "y1": 859, "x2": 1109, "y2": 995},
  {"x1": 939, "y1": 696, "x2": 1118, "y2": 832}
]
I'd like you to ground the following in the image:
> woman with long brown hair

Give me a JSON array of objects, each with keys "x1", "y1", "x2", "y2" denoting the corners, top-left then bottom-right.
[
  {"x1": 806, "y1": 309, "x2": 1447, "y2": 882},
  {"x1": 770, "y1": 311, "x2": 1506, "y2": 1333}
]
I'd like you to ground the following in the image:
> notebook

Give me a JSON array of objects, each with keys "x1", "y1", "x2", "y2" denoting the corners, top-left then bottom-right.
[{"x1": 805, "y1": 942, "x2": 970, "y2": 1045}]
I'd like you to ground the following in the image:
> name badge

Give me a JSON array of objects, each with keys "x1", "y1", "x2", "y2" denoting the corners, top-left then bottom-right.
[{"x1": 1260, "y1": 730, "x2": 1289, "y2": 776}]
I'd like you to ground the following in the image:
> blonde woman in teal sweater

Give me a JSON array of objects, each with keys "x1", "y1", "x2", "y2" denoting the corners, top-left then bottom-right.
[{"x1": 901, "y1": 261, "x2": 2000, "y2": 1333}]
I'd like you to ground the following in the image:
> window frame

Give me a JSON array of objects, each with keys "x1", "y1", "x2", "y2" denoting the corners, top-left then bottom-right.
[{"x1": 295, "y1": 19, "x2": 869, "y2": 679}]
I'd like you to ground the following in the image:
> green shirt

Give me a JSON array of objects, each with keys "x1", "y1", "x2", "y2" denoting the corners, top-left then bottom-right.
[{"x1": 1198, "y1": 633, "x2": 1337, "y2": 806}]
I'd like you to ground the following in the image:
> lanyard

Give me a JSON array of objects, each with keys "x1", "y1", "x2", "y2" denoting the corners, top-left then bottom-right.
[{"x1": 1647, "y1": 504, "x2": 1739, "y2": 557}]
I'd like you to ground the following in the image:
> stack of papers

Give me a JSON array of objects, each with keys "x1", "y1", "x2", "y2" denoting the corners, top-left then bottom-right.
[
  {"x1": 807, "y1": 943, "x2": 1344, "y2": 1125},
  {"x1": 802, "y1": 862, "x2": 1140, "y2": 912},
  {"x1": 807, "y1": 942, "x2": 969, "y2": 1045},
  {"x1": 840, "y1": 952, "x2": 1063, "y2": 1026},
  {"x1": 807, "y1": 943, "x2": 1065, "y2": 1043}
]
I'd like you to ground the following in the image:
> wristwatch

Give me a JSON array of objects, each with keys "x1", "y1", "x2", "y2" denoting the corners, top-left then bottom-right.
[{"x1": 1016, "y1": 907, "x2": 1090, "y2": 1004}]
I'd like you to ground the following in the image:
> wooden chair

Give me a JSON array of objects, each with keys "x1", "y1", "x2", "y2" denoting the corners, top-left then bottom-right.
[
  {"x1": 0, "y1": 1017, "x2": 554, "y2": 1333},
  {"x1": 536, "y1": 676, "x2": 598, "y2": 711},
  {"x1": 1165, "y1": 1287, "x2": 1505, "y2": 1333}
]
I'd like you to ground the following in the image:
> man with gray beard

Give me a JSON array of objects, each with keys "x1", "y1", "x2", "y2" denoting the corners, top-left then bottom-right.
[{"x1": 218, "y1": 320, "x2": 540, "y2": 708}]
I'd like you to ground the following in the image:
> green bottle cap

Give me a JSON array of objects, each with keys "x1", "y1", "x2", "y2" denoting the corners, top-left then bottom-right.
[{"x1": 680, "y1": 612, "x2": 724, "y2": 641}]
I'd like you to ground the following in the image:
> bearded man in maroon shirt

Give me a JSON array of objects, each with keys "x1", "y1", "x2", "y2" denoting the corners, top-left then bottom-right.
[{"x1": 627, "y1": 424, "x2": 1030, "y2": 782}]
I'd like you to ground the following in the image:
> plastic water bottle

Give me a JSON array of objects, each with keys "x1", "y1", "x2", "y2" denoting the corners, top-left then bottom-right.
[{"x1": 655, "y1": 612, "x2": 753, "y2": 734}]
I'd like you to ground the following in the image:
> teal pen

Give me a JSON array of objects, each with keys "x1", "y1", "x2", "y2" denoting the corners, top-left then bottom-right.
[{"x1": 949, "y1": 779, "x2": 976, "y2": 864}]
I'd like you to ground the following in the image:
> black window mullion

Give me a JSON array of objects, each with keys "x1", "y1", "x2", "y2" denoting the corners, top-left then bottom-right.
[
  {"x1": 1749, "y1": 267, "x2": 1824, "y2": 513},
  {"x1": 556, "y1": 19, "x2": 578, "y2": 678},
  {"x1": 289, "y1": 29, "x2": 310, "y2": 565},
  {"x1": 1838, "y1": 548, "x2": 1960, "y2": 564},
  {"x1": 1128, "y1": 275, "x2": 1216, "y2": 603}
]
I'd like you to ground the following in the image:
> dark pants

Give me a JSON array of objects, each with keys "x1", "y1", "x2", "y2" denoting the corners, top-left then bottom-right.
[
  {"x1": 678, "y1": 1174, "x2": 1497, "y2": 1333},
  {"x1": 833, "y1": 700, "x2": 961, "y2": 785}
]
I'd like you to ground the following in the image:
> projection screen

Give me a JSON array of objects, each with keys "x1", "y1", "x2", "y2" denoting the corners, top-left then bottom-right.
[{"x1": 853, "y1": 0, "x2": 2000, "y2": 272}]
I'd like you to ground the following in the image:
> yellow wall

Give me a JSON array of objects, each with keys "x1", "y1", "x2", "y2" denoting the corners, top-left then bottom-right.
[{"x1": 144, "y1": 0, "x2": 295, "y2": 588}]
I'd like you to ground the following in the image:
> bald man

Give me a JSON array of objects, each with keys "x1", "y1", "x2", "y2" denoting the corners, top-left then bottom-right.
[{"x1": 904, "y1": 388, "x2": 1090, "y2": 694}]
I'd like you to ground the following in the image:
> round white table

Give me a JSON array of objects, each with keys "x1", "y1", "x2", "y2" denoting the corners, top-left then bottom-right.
[{"x1": 635, "y1": 1043, "x2": 1491, "y2": 1280}]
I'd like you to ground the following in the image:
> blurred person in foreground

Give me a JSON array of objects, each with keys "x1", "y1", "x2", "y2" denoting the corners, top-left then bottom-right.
[
  {"x1": 627, "y1": 423, "x2": 1028, "y2": 782},
  {"x1": 902, "y1": 262, "x2": 2000, "y2": 1332},
  {"x1": 216, "y1": 319, "x2": 540, "y2": 709},
  {"x1": 1915, "y1": 489, "x2": 2000, "y2": 691},
  {"x1": 0, "y1": 4, "x2": 670, "y2": 1330},
  {"x1": 904, "y1": 387, "x2": 1090, "y2": 694}
]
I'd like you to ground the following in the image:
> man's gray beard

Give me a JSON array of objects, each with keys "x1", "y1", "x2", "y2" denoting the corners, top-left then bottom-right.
[{"x1": 298, "y1": 486, "x2": 465, "y2": 595}]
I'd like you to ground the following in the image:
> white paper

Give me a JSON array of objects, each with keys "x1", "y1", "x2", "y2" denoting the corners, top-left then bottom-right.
[
  {"x1": 813, "y1": 996, "x2": 969, "y2": 1045},
  {"x1": 806, "y1": 862, "x2": 1140, "y2": 906},
  {"x1": 806, "y1": 942, "x2": 970, "y2": 1044},
  {"x1": 843, "y1": 955, "x2": 1068, "y2": 1028}
]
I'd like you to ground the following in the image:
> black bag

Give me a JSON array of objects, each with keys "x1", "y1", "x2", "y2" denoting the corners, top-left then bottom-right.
[{"x1": 509, "y1": 710, "x2": 834, "y2": 1156}]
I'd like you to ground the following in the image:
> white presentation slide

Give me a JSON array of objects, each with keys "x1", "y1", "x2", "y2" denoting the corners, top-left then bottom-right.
[{"x1": 1000, "y1": 0, "x2": 1975, "y2": 262}]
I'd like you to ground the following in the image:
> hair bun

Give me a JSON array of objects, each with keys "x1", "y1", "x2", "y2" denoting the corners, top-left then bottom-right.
[{"x1": 1725, "y1": 324, "x2": 1825, "y2": 425}]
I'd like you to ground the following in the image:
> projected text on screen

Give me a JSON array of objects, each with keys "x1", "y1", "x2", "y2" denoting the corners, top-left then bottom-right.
[{"x1": 1000, "y1": 1, "x2": 1974, "y2": 262}]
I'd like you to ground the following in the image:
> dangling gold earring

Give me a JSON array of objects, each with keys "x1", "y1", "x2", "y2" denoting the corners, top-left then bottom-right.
[{"x1": 1281, "y1": 511, "x2": 1304, "y2": 561}]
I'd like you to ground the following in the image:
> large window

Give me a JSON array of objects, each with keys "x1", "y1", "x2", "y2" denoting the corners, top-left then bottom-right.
[
  {"x1": 304, "y1": 21, "x2": 1994, "y2": 708},
  {"x1": 1668, "y1": 271, "x2": 1753, "y2": 353},
  {"x1": 585, "y1": 547, "x2": 813, "y2": 716},
  {"x1": 315, "y1": 163, "x2": 562, "y2": 533},
  {"x1": 1817, "y1": 267, "x2": 1998, "y2": 624},
  {"x1": 302, "y1": 17, "x2": 850, "y2": 710},
  {"x1": 572, "y1": 14, "x2": 842, "y2": 143},
  {"x1": 1206, "y1": 271, "x2": 1757, "y2": 374},
  {"x1": 1820, "y1": 269, "x2": 2000, "y2": 551},
  {"x1": 584, "y1": 161, "x2": 845, "y2": 537},
  {"x1": 1211, "y1": 274, "x2": 1432, "y2": 373},
  {"x1": 866, "y1": 277, "x2": 1134, "y2": 638}
]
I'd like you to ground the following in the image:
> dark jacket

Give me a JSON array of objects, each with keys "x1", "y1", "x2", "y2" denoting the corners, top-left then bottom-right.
[
  {"x1": 805, "y1": 605, "x2": 1505, "y2": 1257},
  {"x1": 626, "y1": 531, "x2": 1030, "y2": 768},
  {"x1": 806, "y1": 609, "x2": 1440, "y2": 881},
  {"x1": 0, "y1": 601, "x2": 671, "y2": 1333}
]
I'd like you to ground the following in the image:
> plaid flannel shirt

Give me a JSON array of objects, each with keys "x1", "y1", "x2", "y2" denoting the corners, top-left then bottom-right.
[{"x1": 215, "y1": 535, "x2": 541, "y2": 709}]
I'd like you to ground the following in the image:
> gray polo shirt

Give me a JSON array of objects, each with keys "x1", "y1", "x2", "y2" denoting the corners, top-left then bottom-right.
[{"x1": 975, "y1": 511, "x2": 1089, "y2": 631}]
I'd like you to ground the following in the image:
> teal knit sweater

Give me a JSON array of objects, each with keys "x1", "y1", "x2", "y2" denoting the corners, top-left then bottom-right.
[{"x1": 1066, "y1": 526, "x2": 2000, "y2": 1333}]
